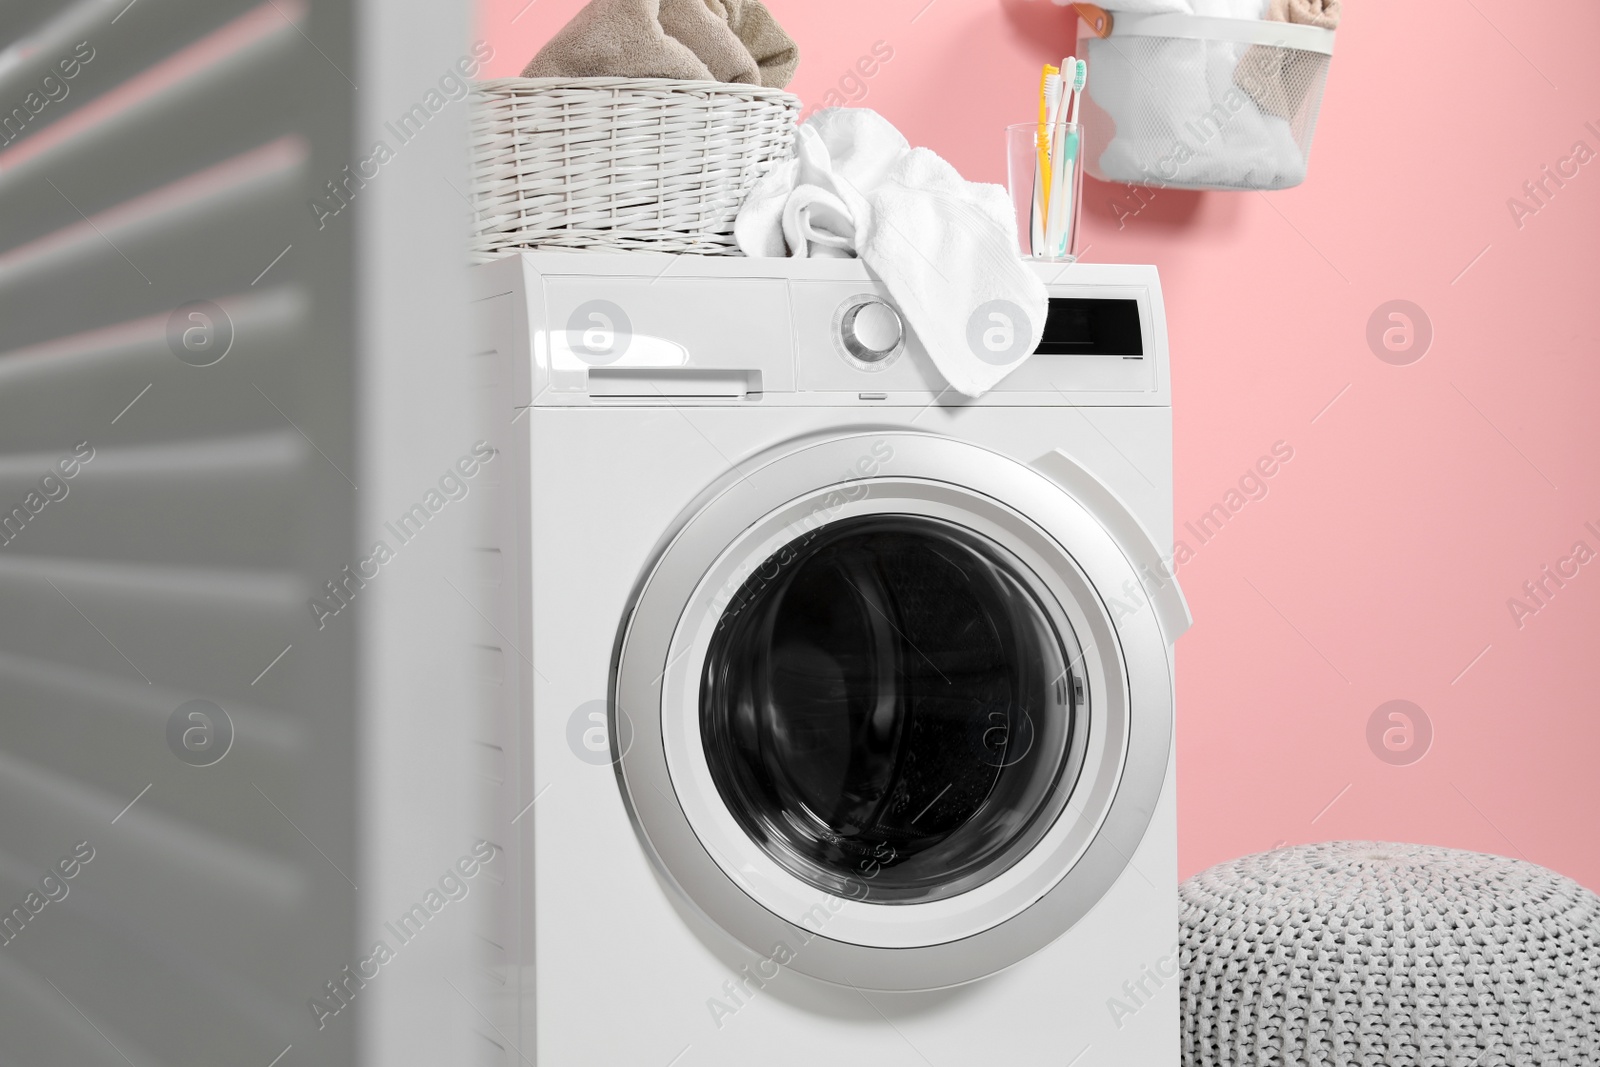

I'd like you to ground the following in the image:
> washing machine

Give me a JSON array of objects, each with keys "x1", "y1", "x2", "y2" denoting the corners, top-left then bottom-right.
[{"x1": 470, "y1": 252, "x2": 1189, "y2": 1066}]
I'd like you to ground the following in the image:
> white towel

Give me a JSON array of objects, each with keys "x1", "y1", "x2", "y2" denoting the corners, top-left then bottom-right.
[
  {"x1": 1192, "y1": 0, "x2": 1267, "y2": 16},
  {"x1": 1099, "y1": 0, "x2": 1193, "y2": 11},
  {"x1": 1025, "y1": 0, "x2": 1194, "y2": 12},
  {"x1": 1023, "y1": 2, "x2": 1271, "y2": 23},
  {"x1": 737, "y1": 108, "x2": 1047, "y2": 398}
]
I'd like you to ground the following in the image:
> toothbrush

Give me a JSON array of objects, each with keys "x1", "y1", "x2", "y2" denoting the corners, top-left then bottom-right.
[
  {"x1": 1043, "y1": 57, "x2": 1075, "y2": 258},
  {"x1": 1067, "y1": 56, "x2": 1086, "y2": 125},
  {"x1": 1032, "y1": 66, "x2": 1061, "y2": 256},
  {"x1": 1045, "y1": 58, "x2": 1087, "y2": 259},
  {"x1": 1061, "y1": 58, "x2": 1088, "y2": 254}
]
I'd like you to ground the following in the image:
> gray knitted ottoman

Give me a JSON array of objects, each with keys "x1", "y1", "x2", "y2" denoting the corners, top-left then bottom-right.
[{"x1": 1179, "y1": 841, "x2": 1600, "y2": 1066}]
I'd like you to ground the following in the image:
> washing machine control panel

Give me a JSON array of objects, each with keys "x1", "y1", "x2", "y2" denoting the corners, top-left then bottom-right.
[
  {"x1": 502, "y1": 255, "x2": 1168, "y2": 405},
  {"x1": 793, "y1": 274, "x2": 1163, "y2": 398}
]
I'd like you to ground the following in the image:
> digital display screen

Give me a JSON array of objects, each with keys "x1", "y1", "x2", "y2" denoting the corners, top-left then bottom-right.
[{"x1": 1034, "y1": 298, "x2": 1144, "y2": 356}]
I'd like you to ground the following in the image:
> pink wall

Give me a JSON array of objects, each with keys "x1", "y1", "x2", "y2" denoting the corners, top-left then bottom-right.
[{"x1": 479, "y1": 0, "x2": 1600, "y2": 890}]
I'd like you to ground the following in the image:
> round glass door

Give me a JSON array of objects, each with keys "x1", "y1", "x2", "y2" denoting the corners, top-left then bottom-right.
[
  {"x1": 700, "y1": 515, "x2": 1084, "y2": 904},
  {"x1": 610, "y1": 431, "x2": 1178, "y2": 989}
]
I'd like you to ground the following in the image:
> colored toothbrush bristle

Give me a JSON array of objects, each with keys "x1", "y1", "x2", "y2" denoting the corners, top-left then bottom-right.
[{"x1": 1072, "y1": 59, "x2": 1088, "y2": 91}]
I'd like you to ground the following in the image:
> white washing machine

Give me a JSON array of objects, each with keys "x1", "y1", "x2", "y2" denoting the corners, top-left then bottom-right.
[{"x1": 471, "y1": 252, "x2": 1189, "y2": 1066}]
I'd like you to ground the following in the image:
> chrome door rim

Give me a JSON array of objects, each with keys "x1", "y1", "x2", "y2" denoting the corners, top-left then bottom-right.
[
  {"x1": 660, "y1": 480, "x2": 1120, "y2": 948},
  {"x1": 611, "y1": 431, "x2": 1174, "y2": 990}
]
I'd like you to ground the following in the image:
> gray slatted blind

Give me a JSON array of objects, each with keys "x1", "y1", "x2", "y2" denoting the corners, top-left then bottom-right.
[{"x1": 0, "y1": 1, "x2": 482, "y2": 1064}]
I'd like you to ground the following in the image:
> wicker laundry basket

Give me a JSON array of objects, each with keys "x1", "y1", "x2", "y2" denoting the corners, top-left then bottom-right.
[{"x1": 469, "y1": 77, "x2": 800, "y2": 262}]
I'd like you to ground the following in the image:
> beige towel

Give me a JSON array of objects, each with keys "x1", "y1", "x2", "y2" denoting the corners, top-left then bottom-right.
[
  {"x1": 522, "y1": 0, "x2": 798, "y2": 89},
  {"x1": 1267, "y1": 0, "x2": 1341, "y2": 30},
  {"x1": 710, "y1": 0, "x2": 799, "y2": 89},
  {"x1": 657, "y1": 0, "x2": 759, "y2": 82},
  {"x1": 1235, "y1": 0, "x2": 1341, "y2": 119}
]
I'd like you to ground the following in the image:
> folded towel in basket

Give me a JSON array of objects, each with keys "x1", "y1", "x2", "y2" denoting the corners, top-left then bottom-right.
[
  {"x1": 736, "y1": 109, "x2": 1048, "y2": 398},
  {"x1": 1235, "y1": 0, "x2": 1340, "y2": 119},
  {"x1": 522, "y1": 0, "x2": 798, "y2": 89},
  {"x1": 1266, "y1": 0, "x2": 1340, "y2": 29},
  {"x1": 1060, "y1": 0, "x2": 1261, "y2": 13},
  {"x1": 712, "y1": 0, "x2": 798, "y2": 85},
  {"x1": 1091, "y1": 0, "x2": 1195, "y2": 12},
  {"x1": 1192, "y1": 0, "x2": 1269, "y2": 17}
]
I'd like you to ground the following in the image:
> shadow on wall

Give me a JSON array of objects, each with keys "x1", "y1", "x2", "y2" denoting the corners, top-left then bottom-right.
[{"x1": 1084, "y1": 178, "x2": 1208, "y2": 234}]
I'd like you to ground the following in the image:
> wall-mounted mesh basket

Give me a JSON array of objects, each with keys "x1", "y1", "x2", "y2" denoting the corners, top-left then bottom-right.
[{"x1": 1080, "y1": 14, "x2": 1335, "y2": 191}]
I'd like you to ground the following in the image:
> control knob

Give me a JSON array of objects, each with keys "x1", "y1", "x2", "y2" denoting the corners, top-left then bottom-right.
[{"x1": 840, "y1": 299, "x2": 904, "y2": 364}]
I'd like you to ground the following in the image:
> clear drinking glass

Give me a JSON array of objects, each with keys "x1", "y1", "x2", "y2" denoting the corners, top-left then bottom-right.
[{"x1": 1006, "y1": 121, "x2": 1083, "y2": 262}]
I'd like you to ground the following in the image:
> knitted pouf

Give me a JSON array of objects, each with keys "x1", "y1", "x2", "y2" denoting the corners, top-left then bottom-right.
[{"x1": 1180, "y1": 841, "x2": 1600, "y2": 1066}]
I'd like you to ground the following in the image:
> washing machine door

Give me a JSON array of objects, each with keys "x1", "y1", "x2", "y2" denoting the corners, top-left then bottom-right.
[{"x1": 612, "y1": 430, "x2": 1188, "y2": 991}]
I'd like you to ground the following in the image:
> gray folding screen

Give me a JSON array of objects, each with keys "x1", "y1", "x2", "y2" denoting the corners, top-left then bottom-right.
[{"x1": 0, "y1": 1, "x2": 486, "y2": 1063}]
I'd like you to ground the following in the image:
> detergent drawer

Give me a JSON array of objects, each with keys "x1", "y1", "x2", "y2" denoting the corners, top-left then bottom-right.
[{"x1": 539, "y1": 277, "x2": 795, "y2": 399}]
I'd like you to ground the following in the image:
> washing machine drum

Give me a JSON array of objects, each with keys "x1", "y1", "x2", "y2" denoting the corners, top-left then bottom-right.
[
  {"x1": 612, "y1": 432, "x2": 1182, "y2": 991},
  {"x1": 702, "y1": 515, "x2": 1076, "y2": 906}
]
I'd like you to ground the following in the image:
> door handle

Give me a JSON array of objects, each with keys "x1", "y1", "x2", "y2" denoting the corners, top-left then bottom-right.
[{"x1": 1032, "y1": 448, "x2": 1192, "y2": 644}]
